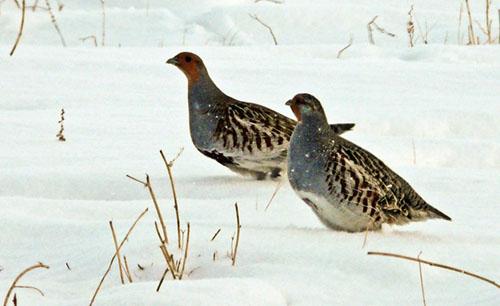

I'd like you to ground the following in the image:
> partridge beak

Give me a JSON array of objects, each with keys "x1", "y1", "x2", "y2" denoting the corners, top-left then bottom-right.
[
  {"x1": 285, "y1": 99, "x2": 293, "y2": 106},
  {"x1": 166, "y1": 57, "x2": 179, "y2": 65}
]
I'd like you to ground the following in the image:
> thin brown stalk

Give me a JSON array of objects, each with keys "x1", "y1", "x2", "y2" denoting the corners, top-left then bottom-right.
[
  {"x1": 123, "y1": 256, "x2": 133, "y2": 283},
  {"x1": 79, "y1": 35, "x2": 97, "y2": 47},
  {"x1": 265, "y1": 181, "x2": 282, "y2": 211},
  {"x1": 9, "y1": 0, "x2": 25, "y2": 56},
  {"x1": 407, "y1": 6, "x2": 415, "y2": 47},
  {"x1": 336, "y1": 35, "x2": 353, "y2": 59},
  {"x1": 89, "y1": 208, "x2": 149, "y2": 306},
  {"x1": 458, "y1": 2, "x2": 463, "y2": 44},
  {"x1": 44, "y1": 0, "x2": 66, "y2": 47},
  {"x1": 210, "y1": 228, "x2": 221, "y2": 241},
  {"x1": 126, "y1": 174, "x2": 147, "y2": 187},
  {"x1": 146, "y1": 175, "x2": 169, "y2": 244},
  {"x1": 160, "y1": 149, "x2": 183, "y2": 248},
  {"x1": 485, "y1": 0, "x2": 492, "y2": 43},
  {"x1": 417, "y1": 252, "x2": 427, "y2": 306},
  {"x1": 156, "y1": 268, "x2": 169, "y2": 292},
  {"x1": 179, "y1": 223, "x2": 191, "y2": 279},
  {"x1": 11, "y1": 0, "x2": 20, "y2": 9},
  {"x1": 65, "y1": 262, "x2": 71, "y2": 270},
  {"x1": 100, "y1": 0, "x2": 105, "y2": 46},
  {"x1": 464, "y1": 0, "x2": 476, "y2": 45},
  {"x1": 12, "y1": 285, "x2": 44, "y2": 296},
  {"x1": 231, "y1": 203, "x2": 241, "y2": 266},
  {"x1": 249, "y1": 14, "x2": 278, "y2": 45},
  {"x1": 3, "y1": 262, "x2": 49, "y2": 306},
  {"x1": 109, "y1": 221, "x2": 125, "y2": 284},
  {"x1": 367, "y1": 251, "x2": 500, "y2": 288},
  {"x1": 159, "y1": 245, "x2": 177, "y2": 280}
]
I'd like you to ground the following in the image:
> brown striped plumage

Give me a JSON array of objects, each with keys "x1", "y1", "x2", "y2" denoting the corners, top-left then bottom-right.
[
  {"x1": 167, "y1": 52, "x2": 355, "y2": 180},
  {"x1": 287, "y1": 94, "x2": 451, "y2": 232}
]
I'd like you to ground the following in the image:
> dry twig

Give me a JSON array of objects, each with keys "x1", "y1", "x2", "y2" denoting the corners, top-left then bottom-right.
[
  {"x1": 45, "y1": 0, "x2": 66, "y2": 47},
  {"x1": 367, "y1": 251, "x2": 500, "y2": 288},
  {"x1": 109, "y1": 221, "x2": 125, "y2": 284},
  {"x1": 160, "y1": 149, "x2": 184, "y2": 248},
  {"x1": 12, "y1": 286, "x2": 44, "y2": 296},
  {"x1": 249, "y1": 14, "x2": 278, "y2": 45},
  {"x1": 417, "y1": 252, "x2": 427, "y2": 306},
  {"x1": 146, "y1": 175, "x2": 169, "y2": 244},
  {"x1": 210, "y1": 228, "x2": 221, "y2": 241},
  {"x1": 464, "y1": 0, "x2": 477, "y2": 44},
  {"x1": 265, "y1": 180, "x2": 282, "y2": 211},
  {"x1": 179, "y1": 223, "x2": 191, "y2": 279},
  {"x1": 9, "y1": 0, "x2": 25, "y2": 56},
  {"x1": 336, "y1": 35, "x2": 353, "y2": 59},
  {"x1": 407, "y1": 6, "x2": 415, "y2": 47},
  {"x1": 126, "y1": 174, "x2": 147, "y2": 187},
  {"x1": 156, "y1": 268, "x2": 169, "y2": 292},
  {"x1": 123, "y1": 256, "x2": 133, "y2": 283},
  {"x1": 79, "y1": 35, "x2": 97, "y2": 47},
  {"x1": 89, "y1": 208, "x2": 149, "y2": 306},
  {"x1": 231, "y1": 203, "x2": 241, "y2": 266},
  {"x1": 3, "y1": 262, "x2": 49, "y2": 306},
  {"x1": 100, "y1": 0, "x2": 105, "y2": 46}
]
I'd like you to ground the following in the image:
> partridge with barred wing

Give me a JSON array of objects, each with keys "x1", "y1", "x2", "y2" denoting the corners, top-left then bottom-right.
[
  {"x1": 166, "y1": 52, "x2": 355, "y2": 180},
  {"x1": 286, "y1": 93, "x2": 451, "y2": 232}
]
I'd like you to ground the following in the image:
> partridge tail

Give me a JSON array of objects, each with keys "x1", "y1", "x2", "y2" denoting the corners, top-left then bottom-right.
[
  {"x1": 329, "y1": 123, "x2": 355, "y2": 135},
  {"x1": 426, "y1": 204, "x2": 452, "y2": 221}
]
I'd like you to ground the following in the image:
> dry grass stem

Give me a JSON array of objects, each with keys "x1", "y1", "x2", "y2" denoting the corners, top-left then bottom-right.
[
  {"x1": 65, "y1": 262, "x2": 71, "y2": 270},
  {"x1": 44, "y1": 0, "x2": 66, "y2": 47},
  {"x1": 79, "y1": 35, "x2": 97, "y2": 47},
  {"x1": 179, "y1": 223, "x2": 191, "y2": 280},
  {"x1": 159, "y1": 245, "x2": 177, "y2": 280},
  {"x1": 336, "y1": 35, "x2": 353, "y2": 59},
  {"x1": 417, "y1": 252, "x2": 427, "y2": 306},
  {"x1": 3, "y1": 262, "x2": 49, "y2": 306},
  {"x1": 415, "y1": 18, "x2": 437, "y2": 44},
  {"x1": 407, "y1": 6, "x2": 415, "y2": 47},
  {"x1": 156, "y1": 268, "x2": 169, "y2": 292},
  {"x1": 56, "y1": 108, "x2": 66, "y2": 141},
  {"x1": 265, "y1": 181, "x2": 282, "y2": 211},
  {"x1": 367, "y1": 251, "x2": 500, "y2": 288},
  {"x1": 146, "y1": 175, "x2": 169, "y2": 244},
  {"x1": 231, "y1": 203, "x2": 241, "y2": 266},
  {"x1": 89, "y1": 208, "x2": 149, "y2": 306},
  {"x1": 160, "y1": 149, "x2": 184, "y2": 248},
  {"x1": 9, "y1": 0, "x2": 25, "y2": 56},
  {"x1": 109, "y1": 221, "x2": 125, "y2": 284},
  {"x1": 464, "y1": 0, "x2": 477, "y2": 44},
  {"x1": 249, "y1": 14, "x2": 278, "y2": 45},
  {"x1": 210, "y1": 228, "x2": 221, "y2": 241},
  {"x1": 12, "y1": 285, "x2": 44, "y2": 297},
  {"x1": 368, "y1": 16, "x2": 395, "y2": 45},
  {"x1": 100, "y1": 0, "x2": 105, "y2": 46},
  {"x1": 458, "y1": 2, "x2": 463, "y2": 44},
  {"x1": 126, "y1": 174, "x2": 147, "y2": 187},
  {"x1": 123, "y1": 256, "x2": 133, "y2": 283}
]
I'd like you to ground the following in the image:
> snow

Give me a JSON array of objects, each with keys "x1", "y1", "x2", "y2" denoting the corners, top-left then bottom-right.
[{"x1": 1, "y1": 1, "x2": 499, "y2": 306}]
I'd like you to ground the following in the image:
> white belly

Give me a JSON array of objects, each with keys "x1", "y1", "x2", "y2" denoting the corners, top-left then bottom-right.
[{"x1": 296, "y1": 191, "x2": 378, "y2": 232}]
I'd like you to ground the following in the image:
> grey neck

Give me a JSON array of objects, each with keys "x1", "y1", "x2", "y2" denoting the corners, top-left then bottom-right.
[{"x1": 188, "y1": 72, "x2": 227, "y2": 113}]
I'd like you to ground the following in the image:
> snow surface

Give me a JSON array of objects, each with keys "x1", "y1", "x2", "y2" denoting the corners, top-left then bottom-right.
[{"x1": 1, "y1": 1, "x2": 499, "y2": 306}]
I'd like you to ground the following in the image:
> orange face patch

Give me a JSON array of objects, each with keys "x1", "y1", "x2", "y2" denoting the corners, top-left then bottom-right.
[
  {"x1": 290, "y1": 103, "x2": 302, "y2": 121},
  {"x1": 179, "y1": 61, "x2": 200, "y2": 85}
]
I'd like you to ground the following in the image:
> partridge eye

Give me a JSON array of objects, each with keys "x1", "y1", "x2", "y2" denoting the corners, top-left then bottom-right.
[{"x1": 185, "y1": 56, "x2": 192, "y2": 63}]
